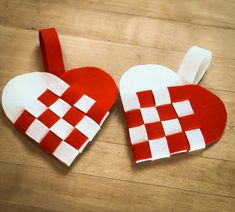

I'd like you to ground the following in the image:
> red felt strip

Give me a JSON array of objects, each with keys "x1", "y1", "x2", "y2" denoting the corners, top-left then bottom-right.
[
  {"x1": 86, "y1": 102, "x2": 108, "y2": 124},
  {"x1": 38, "y1": 109, "x2": 60, "y2": 128},
  {"x1": 179, "y1": 114, "x2": 200, "y2": 131},
  {"x1": 166, "y1": 132, "x2": 190, "y2": 154},
  {"x1": 60, "y1": 67, "x2": 118, "y2": 117},
  {"x1": 61, "y1": 86, "x2": 84, "y2": 105},
  {"x1": 14, "y1": 110, "x2": 35, "y2": 133},
  {"x1": 145, "y1": 122, "x2": 165, "y2": 140},
  {"x1": 136, "y1": 90, "x2": 155, "y2": 108},
  {"x1": 168, "y1": 86, "x2": 188, "y2": 102},
  {"x1": 63, "y1": 107, "x2": 84, "y2": 126},
  {"x1": 125, "y1": 109, "x2": 143, "y2": 128},
  {"x1": 39, "y1": 28, "x2": 65, "y2": 77},
  {"x1": 38, "y1": 89, "x2": 59, "y2": 107},
  {"x1": 169, "y1": 85, "x2": 227, "y2": 145},
  {"x1": 132, "y1": 141, "x2": 152, "y2": 162},
  {"x1": 157, "y1": 104, "x2": 177, "y2": 120},
  {"x1": 40, "y1": 131, "x2": 61, "y2": 154},
  {"x1": 65, "y1": 129, "x2": 88, "y2": 150}
]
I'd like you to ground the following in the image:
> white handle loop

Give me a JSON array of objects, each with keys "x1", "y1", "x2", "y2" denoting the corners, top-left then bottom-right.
[{"x1": 177, "y1": 46, "x2": 212, "y2": 84}]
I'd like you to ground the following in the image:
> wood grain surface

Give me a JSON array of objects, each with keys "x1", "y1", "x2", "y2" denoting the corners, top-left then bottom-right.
[{"x1": 0, "y1": 1, "x2": 234, "y2": 211}]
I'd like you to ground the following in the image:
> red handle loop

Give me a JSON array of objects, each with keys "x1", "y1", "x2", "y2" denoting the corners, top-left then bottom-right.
[{"x1": 39, "y1": 28, "x2": 65, "y2": 77}]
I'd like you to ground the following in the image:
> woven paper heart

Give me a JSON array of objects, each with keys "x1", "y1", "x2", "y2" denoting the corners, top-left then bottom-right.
[
  {"x1": 120, "y1": 47, "x2": 227, "y2": 163},
  {"x1": 2, "y1": 28, "x2": 117, "y2": 166}
]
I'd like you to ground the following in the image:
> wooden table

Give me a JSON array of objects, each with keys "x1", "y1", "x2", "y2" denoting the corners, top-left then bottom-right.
[{"x1": 0, "y1": 1, "x2": 234, "y2": 211}]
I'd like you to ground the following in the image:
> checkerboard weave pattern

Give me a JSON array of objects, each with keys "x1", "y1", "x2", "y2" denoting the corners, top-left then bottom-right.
[
  {"x1": 124, "y1": 87, "x2": 206, "y2": 163},
  {"x1": 14, "y1": 82, "x2": 109, "y2": 166}
]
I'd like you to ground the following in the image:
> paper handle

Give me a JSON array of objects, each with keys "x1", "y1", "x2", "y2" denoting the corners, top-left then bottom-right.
[
  {"x1": 39, "y1": 28, "x2": 65, "y2": 77},
  {"x1": 177, "y1": 46, "x2": 212, "y2": 84}
]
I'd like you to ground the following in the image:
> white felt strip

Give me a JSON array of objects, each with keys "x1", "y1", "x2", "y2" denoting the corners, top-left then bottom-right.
[
  {"x1": 177, "y1": 46, "x2": 212, "y2": 84},
  {"x1": 53, "y1": 141, "x2": 79, "y2": 166},
  {"x1": 136, "y1": 158, "x2": 152, "y2": 163},
  {"x1": 162, "y1": 119, "x2": 182, "y2": 136},
  {"x1": 140, "y1": 107, "x2": 160, "y2": 123},
  {"x1": 99, "y1": 111, "x2": 110, "y2": 126},
  {"x1": 47, "y1": 80, "x2": 70, "y2": 96},
  {"x1": 171, "y1": 149, "x2": 187, "y2": 155},
  {"x1": 74, "y1": 95, "x2": 96, "y2": 113},
  {"x1": 128, "y1": 125, "x2": 148, "y2": 144},
  {"x1": 50, "y1": 119, "x2": 74, "y2": 140},
  {"x1": 173, "y1": 100, "x2": 194, "y2": 117},
  {"x1": 24, "y1": 100, "x2": 47, "y2": 118},
  {"x1": 49, "y1": 99, "x2": 71, "y2": 117},
  {"x1": 149, "y1": 138, "x2": 170, "y2": 160},
  {"x1": 75, "y1": 116, "x2": 100, "y2": 140},
  {"x1": 185, "y1": 129, "x2": 206, "y2": 151},
  {"x1": 152, "y1": 87, "x2": 171, "y2": 106},
  {"x1": 122, "y1": 93, "x2": 140, "y2": 112},
  {"x1": 26, "y1": 119, "x2": 49, "y2": 143}
]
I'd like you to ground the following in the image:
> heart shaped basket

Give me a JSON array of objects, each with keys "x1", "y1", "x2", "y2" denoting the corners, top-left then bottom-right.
[
  {"x1": 2, "y1": 28, "x2": 118, "y2": 166},
  {"x1": 120, "y1": 46, "x2": 227, "y2": 163}
]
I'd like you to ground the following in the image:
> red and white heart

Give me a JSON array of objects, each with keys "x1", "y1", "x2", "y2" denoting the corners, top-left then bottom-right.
[
  {"x1": 2, "y1": 28, "x2": 117, "y2": 166},
  {"x1": 120, "y1": 47, "x2": 227, "y2": 163}
]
